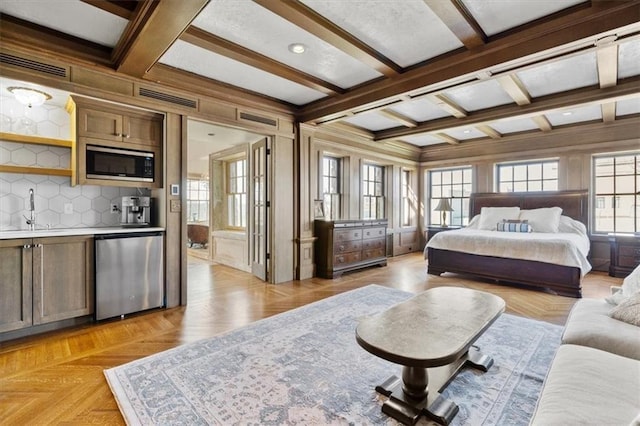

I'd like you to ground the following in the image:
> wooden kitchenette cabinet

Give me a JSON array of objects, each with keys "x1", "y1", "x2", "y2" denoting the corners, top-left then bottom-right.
[{"x1": 0, "y1": 235, "x2": 94, "y2": 334}]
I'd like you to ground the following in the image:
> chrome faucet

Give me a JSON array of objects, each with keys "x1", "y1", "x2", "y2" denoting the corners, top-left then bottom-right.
[{"x1": 24, "y1": 188, "x2": 36, "y2": 230}]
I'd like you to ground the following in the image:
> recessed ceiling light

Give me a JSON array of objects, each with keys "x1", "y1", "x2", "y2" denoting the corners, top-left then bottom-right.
[
  {"x1": 288, "y1": 43, "x2": 307, "y2": 54},
  {"x1": 562, "y1": 111, "x2": 573, "y2": 116},
  {"x1": 207, "y1": 133, "x2": 216, "y2": 137},
  {"x1": 463, "y1": 129, "x2": 472, "y2": 134}
]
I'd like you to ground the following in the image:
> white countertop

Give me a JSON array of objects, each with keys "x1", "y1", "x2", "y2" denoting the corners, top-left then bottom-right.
[{"x1": 0, "y1": 226, "x2": 165, "y2": 240}]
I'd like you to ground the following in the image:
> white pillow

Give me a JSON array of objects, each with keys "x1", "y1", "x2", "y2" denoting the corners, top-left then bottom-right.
[
  {"x1": 557, "y1": 215, "x2": 587, "y2": 236},
  {"x1": 606, "y1": 264, "x2": 640, "y2": 305},
  {"x1": 518, "y1": 207, "x2": 563, "y2": 233},
  {"x1": 478, "y1": 207, "x2": 520, "y2": 230}
]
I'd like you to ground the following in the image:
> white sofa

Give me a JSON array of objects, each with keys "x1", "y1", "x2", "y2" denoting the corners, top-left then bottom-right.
[{"x1": 530, "y1": 267, "x2": 640, "y2": 426}]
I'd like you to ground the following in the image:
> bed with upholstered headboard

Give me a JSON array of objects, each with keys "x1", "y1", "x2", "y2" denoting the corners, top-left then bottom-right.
[{"x1": 426, "y1": 190, "x2": 589, "y2": 298}]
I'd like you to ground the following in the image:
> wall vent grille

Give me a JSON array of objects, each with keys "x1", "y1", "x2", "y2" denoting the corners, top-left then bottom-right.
[
  {"x1": 138, "y1": 87, "x2": 197, "y2": 109},
  {"x1": 0, "y1": 53, "x2": 67, "y2": 78},
  {"x1": 239, "y1": 112, "x2": 277, "y2": 127}
]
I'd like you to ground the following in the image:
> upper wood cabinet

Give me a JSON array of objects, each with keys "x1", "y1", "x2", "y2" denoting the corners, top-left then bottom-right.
[{"x1": 69, "y1": 97, "x2": 163, "y2": 147}]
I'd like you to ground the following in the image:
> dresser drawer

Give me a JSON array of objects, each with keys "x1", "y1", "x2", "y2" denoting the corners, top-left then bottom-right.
[
  {"x1": 334, "y1": 251, "x2": 361, "y2": 266},
  {"x1": 619, "y1": 255, "x2": 640, "y2": 268},
  {"x1": 363, "y1": 248, "x2": 385, "y2": 260},
  {"x1": 333, "y1": 240, "x2": 362, "y2": 254},
  {"x1": 363, "y1": 227, "x2": 385, "y2": 240},
  {"x1": 619, "y1": 246, "x2": 640, "y2": 258},
  {"x1": 334, "y1": 229, "x2": 362, "y2": 242},
  {"x1": 362, "y1": 238, "x2": 385, "y2": 251}
]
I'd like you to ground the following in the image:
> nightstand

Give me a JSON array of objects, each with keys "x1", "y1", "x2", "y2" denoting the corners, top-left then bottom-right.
[
  {"x1": 608, "y1": 233, "x2": 640, "y2": 277},
  {"x1": 427, "y1": 226, "x2": 461, "y2": 242}
]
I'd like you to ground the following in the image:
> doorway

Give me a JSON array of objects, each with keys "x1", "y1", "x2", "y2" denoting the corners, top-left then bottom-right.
[{"x1": 186, "y1": 119, "x2": 270, "y2": 297}]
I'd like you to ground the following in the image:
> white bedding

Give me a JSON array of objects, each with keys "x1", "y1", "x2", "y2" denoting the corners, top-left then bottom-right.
[{"x1": 425, "y1": 216, "x2": 592, "y2": 276}]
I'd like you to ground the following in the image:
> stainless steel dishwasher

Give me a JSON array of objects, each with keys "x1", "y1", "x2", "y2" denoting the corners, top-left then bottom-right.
[{"x1": 95, "y1": 231, "x2": 164, "y2": 320}]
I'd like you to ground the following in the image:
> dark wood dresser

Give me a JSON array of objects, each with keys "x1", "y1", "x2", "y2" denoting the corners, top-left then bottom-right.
[
  {"x1": 314, "y1": 219, "x2": 388, "y2": 278},
  {"x1": 608, "y1": 233, "x2": 640, "y2": 277}
]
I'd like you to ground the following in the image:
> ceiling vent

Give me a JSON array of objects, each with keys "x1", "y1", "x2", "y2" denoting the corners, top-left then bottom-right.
[
  {"x1": 0, "y1": 52, "x2": 67, "y2": 78},
  {"x1": 239, "y1": 112, "x2": 277, "y2": 127},
  {"x1": 138, "y1": 87, "x2": 197, "y2": 109}
]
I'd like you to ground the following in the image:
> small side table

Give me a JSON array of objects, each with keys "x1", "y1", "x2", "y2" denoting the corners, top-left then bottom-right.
[
  {"x1": 427, "y1": 226, "x2": 461, "y2": 242},
  {"x1": 608, "y1": 233, "x2": 640, "y2": 278}
]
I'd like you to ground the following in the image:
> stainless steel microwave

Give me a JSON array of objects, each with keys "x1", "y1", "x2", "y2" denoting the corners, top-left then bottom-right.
[{"x1": 86, "y1": 145, "x2": 154, "y2": 183}]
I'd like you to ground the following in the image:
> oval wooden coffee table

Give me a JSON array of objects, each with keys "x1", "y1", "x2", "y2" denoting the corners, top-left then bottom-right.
[{"x1": 356, "y1": 287, "x2": 505, "y2": 425}]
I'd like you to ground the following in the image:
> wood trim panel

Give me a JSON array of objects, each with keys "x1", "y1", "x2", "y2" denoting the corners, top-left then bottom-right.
[
  {"x1": 0, "y1": 132, "x2": 72, "y2": 148},
  {"x1": 0, "y1": 165, "x2": 72, "y2": 177}
]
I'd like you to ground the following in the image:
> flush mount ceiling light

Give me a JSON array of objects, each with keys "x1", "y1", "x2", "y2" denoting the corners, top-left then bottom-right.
[
  {"x1": 288, "y1": 43, "x2": 307, "y2": 54},
  {"x1": 7, "y1": 86, "x2": 52, "y2": 108}
]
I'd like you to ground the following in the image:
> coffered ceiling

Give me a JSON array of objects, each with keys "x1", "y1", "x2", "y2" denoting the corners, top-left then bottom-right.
[{"x1": 0, "y1": 0, "x2": 639, "y2": 149}]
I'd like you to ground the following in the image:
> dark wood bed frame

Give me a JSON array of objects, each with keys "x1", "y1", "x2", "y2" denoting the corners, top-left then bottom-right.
[{"x1": 427, "y1": 190, "x2": 589, "y2": 298}]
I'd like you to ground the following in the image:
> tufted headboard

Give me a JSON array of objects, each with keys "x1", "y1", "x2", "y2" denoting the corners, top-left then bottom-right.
[{"x1": 469, "y1": 190, "x2": 589, "y2": 229}]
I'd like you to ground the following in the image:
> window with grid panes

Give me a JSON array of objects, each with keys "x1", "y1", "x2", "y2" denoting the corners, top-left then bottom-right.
[
  {"x1": 227, "y1": 158, "x2": 247, "y2": 229},
  {"x1": 322, "y1": 156, "x2": 341, "y2": 220},
  {"x1": 429, "y1": 167, "x2": 472, "y2": 227},
  {"x1": 594, "y1": 153, "x2": 639, "y2": 233},
  {"x1": 401, "y1": 169, "x2": 414, "y2": 226},
  {"x1": 187, "y1": 179, "x2": 209, "y2": 223},
  {"x1": 497, "y1": 160, "x2": 558, "y2": 192},
  {"x1": 362, "y1": 164, "x2": 385, "y2": 220}
]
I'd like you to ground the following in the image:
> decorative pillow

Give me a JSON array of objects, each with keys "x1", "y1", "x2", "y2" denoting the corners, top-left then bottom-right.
[
  {"x1": 478, "y1": 207, "x2": 520, "y2": 230},
  {"x1": 608, "y1": 292, "x2": 640, "y2": 327},
  {"x1": 558, "y1": 215, "x2": 587, "y2": 236},
  {"x1": 496, "y1": 221, "x2": 533, "y2": 233},
  {"x1": 606, "y1": 264, "x2": 640, "y2": 305},
  {"x1": 518, "y1": 207, "x2": 563, "y2": 233}
]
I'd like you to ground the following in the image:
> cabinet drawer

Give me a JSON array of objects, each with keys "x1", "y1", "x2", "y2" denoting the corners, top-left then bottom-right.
[
  {"x1": 619, "y1": 246, "x2": 640, "y2": 258},
  {"x1": 362, "y1": 238, "x2": 385, "y2": 250},
  {"x1": 363, "y1": 248, "x2": 385, "y2": 260},
  {"x1": 363, "y1": 227, "x2": 385, "y2": 239},
  {"x1": 333, "y1": 240, "x2": 362, "y2": 254},
  {"x1": 335, "y1": 229, "x2": 361, "y2": 242},
  {"x1": 334, "y1": 252, "x2": 361, "y2": 266},
  {"x1": 619, "y1": 255, "x2": 640, "y2": 268}
]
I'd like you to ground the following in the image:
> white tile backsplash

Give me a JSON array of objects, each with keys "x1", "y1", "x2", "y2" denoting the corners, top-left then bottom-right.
[{"x1": 0, "y1": 92, "x2": 149, "y2": 231}]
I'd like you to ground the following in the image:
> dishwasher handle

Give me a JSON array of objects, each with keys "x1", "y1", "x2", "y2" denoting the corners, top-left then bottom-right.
[{"x1": 95, "y1": 231, "x2": 164, "y2": 240}]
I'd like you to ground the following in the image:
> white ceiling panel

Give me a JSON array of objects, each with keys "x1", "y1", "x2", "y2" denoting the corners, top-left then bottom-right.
[
  {"x1": 489, "y1": 117, "x2": 540, "y2": 135},
  {"x1": 300, "y1": 0, "x2": 463, "y2": 68},
  {"x1": 618, "y1": 38, "x2": 640, "y2": 79},
  {"x1": 343, "y1": 111, "x2": 401, "y2": 131},
  {"x1": 401, "y1": 133, "x2": 444, "y2": 147},
  {"x1": 192, "y1": 0, "x2": 381, "y2": 89},
  {"x1": 388, "y1": 98, "x2": 452, "y2": 122},
  {"x1": 516, "y1": 52, "x2": 598, "y2": 98},
  {"x1": 0, "y1": 0, "x2": 127, "y2": 47},
  {"x1": 443, "y1": 127, "x2": 486, "y2": 141},
  {"x1": 442, "y1": 79, "x2": 514, "y2": 112},
  {"x1": 461, "y1": 0, "x2": 586, "y2": 36},
  {"x1": 616, "y1": 98, "x2": 640, "y2": 117},
  {"x1": 159, "y1": 40, "x2": 326, "y2": 106},
  {"x1": 546, "y1": 104, "x2": 602, "y2": 126}
]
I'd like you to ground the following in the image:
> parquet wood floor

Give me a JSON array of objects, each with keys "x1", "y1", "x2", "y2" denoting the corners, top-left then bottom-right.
[{"x1": 0, "y1": 252, "x2": 619, "y2": 425}]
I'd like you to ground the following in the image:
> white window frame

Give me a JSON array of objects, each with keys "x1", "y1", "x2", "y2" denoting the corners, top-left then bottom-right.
[{"x1": 428, "y1": 166, "x2": 473, "y2": 227}]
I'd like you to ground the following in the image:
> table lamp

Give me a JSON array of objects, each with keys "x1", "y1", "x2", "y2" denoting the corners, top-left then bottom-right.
[{"x1": 434, "y1": 198, "x2": 454, "y2": 227}]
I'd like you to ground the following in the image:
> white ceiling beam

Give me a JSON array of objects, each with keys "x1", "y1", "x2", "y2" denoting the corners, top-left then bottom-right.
[
  {"x1": 601, "y1": 102, "x2": 617, "y2": 123},
  {"x1": 476, "y1": 125, "x2": 502, "y2": 139},
  {"x1": 597, "y1": 44, "x2": 619, "y2": 89},
  {"x1": 531, "y1": 115, "x2": 553, "y2": 132},
  {"x1": 427, "y1": 94, "x2": 468, "y2": 118},
  {"x1": 436, "y1": 132, "x2": 460, "y2": 145},
  {"x1": 497, "y1": 75, "x2": 531, "y2": 105},
  {"x1": 378, "y1": 109, "x2": 418, "y2": 128}
]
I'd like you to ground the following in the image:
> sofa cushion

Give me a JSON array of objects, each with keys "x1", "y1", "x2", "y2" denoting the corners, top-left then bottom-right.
[
  {"x1": 530, "y1": 344, "x2": 640, "y2": 426},
  {"x1": 561, "y1": 299, "x2": 640, "y2": 360}
]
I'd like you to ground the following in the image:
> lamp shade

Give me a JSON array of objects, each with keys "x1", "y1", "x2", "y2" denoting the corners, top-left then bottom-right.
[{"x1": 434, "y1": 198, "x2": 454, "y2": 212}]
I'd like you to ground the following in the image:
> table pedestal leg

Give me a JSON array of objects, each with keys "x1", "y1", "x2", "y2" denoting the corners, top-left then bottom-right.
[{"x1": 375, "y1": 346, "x2": 494, "y2": 425}]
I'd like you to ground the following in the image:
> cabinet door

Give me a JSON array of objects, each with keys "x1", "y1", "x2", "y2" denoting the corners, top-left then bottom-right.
[
  {"x1": 0, "y1": 239, "x2": 33, "y2": 333},
  {"x1": 78, "y1": 108, "x2": 123, "y2": 142},
  {"x1": 32, "y1": 236, "x2": 94, "y2": 325},
  {"x1": 123, "y1": 113, "x2": 163, "y2": 146}
]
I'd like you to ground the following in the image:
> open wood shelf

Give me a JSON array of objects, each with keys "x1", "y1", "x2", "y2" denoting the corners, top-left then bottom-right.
[
  {"x1": 0, "y1": 165, "x2": 72, "y2": 177},
  {"x1": 0, "y1": 132, "x2": 72, "y2": 148}
]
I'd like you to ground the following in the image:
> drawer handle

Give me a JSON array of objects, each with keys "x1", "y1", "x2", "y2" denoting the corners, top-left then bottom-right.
[
  {"x1": 336, "y1": 256, "x2": 344, "y2": 264},
  {"x1": 23, "y1": 244, "x2": 31, "y2": 249},
  {"x1": 338, "y1": 245, "x2": 345, "y2": 252}
]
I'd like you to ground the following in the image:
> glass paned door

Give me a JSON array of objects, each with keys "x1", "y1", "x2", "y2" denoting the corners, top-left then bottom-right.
[{"x1": 251, "y1": 138, "x2": 269, "y2": 281}]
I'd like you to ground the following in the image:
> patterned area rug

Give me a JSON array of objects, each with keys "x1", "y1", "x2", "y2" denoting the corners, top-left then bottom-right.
[{"x1": 104, "y1": 285, "x2": 562, "y2": 425}]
